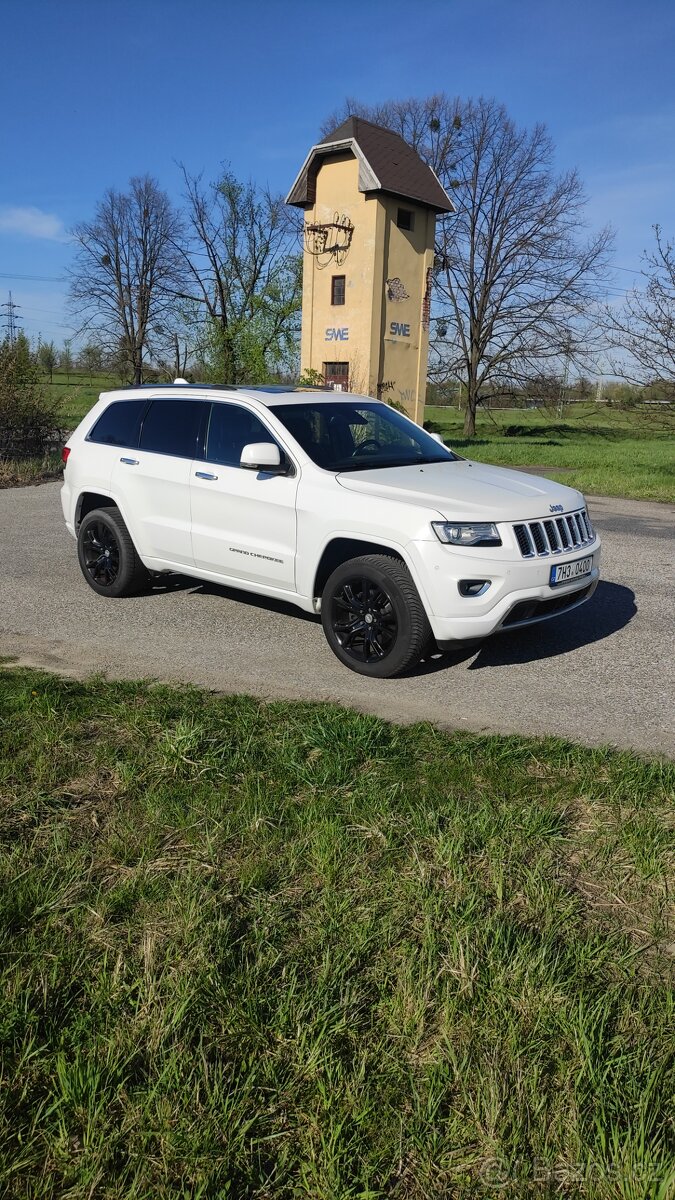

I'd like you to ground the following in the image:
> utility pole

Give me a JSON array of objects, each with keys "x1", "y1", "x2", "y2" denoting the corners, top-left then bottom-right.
[{"x1": 1, "y1": 292, "x2": 22, "y2": 343}]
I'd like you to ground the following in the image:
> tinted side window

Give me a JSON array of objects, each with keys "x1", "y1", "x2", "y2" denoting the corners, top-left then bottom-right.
[
  {"x1": 140, "y1": 399, "x2": 207, "y2": 458},
  {"x1": 88, "y1": 399, "x2": 146, "y2": 448},
  {"x1": 205, "y1": 403, "x2": 280, "y2": 468}
]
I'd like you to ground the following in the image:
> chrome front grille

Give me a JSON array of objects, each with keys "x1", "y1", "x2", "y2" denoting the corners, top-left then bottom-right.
[{"x1": 512, "y1": 508, "x2": 594, "y2": 558}]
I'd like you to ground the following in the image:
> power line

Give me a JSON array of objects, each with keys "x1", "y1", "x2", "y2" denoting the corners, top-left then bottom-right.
[
  {"x1": 0, "y1": 271, "x2": 67, "y2": 283},
  {"x1": 21, "y1": 322, "x2": 76, "y2": 338},
  {"x1": 18, "y1": 303, "x2": 74, "y2": 317},
  {"x1": 20, "y1": 312, "x2": 76, "y2": 328}
]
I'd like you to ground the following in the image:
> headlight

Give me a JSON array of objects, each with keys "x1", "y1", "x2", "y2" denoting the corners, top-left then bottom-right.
[{"x1": 431, "y1": 521, "x2": 502, "y2": 547}]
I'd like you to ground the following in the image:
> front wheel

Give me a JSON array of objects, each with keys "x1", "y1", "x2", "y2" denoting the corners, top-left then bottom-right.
[
  {"x1": 321, "y1": 554, "x2": 432, "y2": 677},
  {"x1": 77, "y1": 507, "x2": 149, "y2": 597}
]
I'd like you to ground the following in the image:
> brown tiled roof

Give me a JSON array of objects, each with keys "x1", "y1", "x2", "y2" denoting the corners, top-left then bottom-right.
[{"x1": 286, "y1": 116, "x2": 454, "y2": 214}]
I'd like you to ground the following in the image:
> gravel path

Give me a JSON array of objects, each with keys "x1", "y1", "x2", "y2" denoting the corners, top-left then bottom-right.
[{"x1": 2, "y1": 484, "x2": 673, "y2": 757}]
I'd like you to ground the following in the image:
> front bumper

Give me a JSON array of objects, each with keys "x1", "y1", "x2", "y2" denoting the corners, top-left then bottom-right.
[{"x1": 407, "y1": 536, "x2": 601, "y2": 643}]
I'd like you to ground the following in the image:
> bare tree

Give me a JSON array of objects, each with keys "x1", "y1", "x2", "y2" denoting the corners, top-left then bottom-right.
[
  {"x1": 150, "y1": 299, "x2": 202, "y2": 381},
  {"x1": 78, "y1": 342, "x2": 104, "y2": 385},
  {"x1": 607, "y1": 226, "x2": 675, "y2": 400},
  {"x1": 59, "y1": 339, "x2": 73, "y2": 383},
  {"x1": 323, "y1": 96, "x2": 613, "y2": 435},
  {"x1": 175, "y1": 167, "x2": 302, "y2": 383},
  {"x1": 321, "y1": 93, "x2": 462, "y2": 176},
  {"x1": 69, "y1": 176, "x2": 183, "y2": 385}
]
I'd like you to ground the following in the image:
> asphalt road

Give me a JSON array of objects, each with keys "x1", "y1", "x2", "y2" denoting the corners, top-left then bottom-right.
[{"x1": 1, "y1": 483, "x2": 674, "y2": 757}]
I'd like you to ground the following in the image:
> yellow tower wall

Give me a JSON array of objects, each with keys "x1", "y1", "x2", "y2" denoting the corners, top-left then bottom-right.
[
  {"x1": 300, "y1": 154, "x2": 437, "y2": 426},
  {"x1": 376, "y1": 195, "x2": 435, "y2": 426}
]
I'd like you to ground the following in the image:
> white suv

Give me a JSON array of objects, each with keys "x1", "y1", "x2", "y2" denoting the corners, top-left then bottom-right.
[{"x1": 61, "y1": 383, "x2": 601, "y2": 677}]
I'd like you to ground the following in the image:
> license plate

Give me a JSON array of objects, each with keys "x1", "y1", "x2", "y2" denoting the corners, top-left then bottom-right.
[{"x1": 549, "y1": 555, "x2": 593, "y2": 586}]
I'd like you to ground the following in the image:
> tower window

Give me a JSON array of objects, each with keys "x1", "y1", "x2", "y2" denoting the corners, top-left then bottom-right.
[
  {"x1": 397, "y1": 208, "x2": 415, "y2": 231},
  {"x1": 331, "y1": 275, "x2": 346, "y2": 305}
]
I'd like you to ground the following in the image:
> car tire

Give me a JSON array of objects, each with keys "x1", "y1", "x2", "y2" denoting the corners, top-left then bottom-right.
[
  {"x1": 321, "y1": 553, "x2": 432, "y2": 677},
  {"x1": 77, "y1": 507, "x2": 149, "y2": 598}
]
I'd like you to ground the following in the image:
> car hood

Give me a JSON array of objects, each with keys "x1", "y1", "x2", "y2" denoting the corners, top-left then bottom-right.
[{"x1": 336, "y1": 459, "x2": 584, "y2": 521}]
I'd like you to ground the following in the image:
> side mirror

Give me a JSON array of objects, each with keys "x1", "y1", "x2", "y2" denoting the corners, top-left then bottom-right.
[
  {"x1": 240, "y1": 442, "x2": 282, "y2": 471},
  {"x1": 428, "y1": 432, "x2": 445, "y2": 445}
]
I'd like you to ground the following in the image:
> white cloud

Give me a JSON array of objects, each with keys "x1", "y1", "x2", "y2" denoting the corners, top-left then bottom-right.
[{"x1": 0, "y1": 206, "x2": 66, "y2": 241}]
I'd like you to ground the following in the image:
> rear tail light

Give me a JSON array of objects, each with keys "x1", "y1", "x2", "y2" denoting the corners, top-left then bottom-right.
[{"x1": 61, "y1": 446, "x2": 71, "y2": 464}]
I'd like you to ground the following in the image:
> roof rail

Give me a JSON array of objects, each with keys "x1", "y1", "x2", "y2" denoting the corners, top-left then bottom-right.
[{"x1": 111, "y1": 381, "x2": 338, "y2": 393}]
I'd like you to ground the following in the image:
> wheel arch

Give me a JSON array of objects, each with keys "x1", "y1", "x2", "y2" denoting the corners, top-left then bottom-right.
[
  {"x1": 75, "y1": 491, "x2": 119, "y2": 529},
  {"x1": 313, "y1": 537, "x2": 422, "y2": 605}
]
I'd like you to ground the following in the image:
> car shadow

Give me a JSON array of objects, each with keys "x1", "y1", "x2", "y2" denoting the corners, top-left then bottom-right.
[
  {"x1": 465, "y1": 580, "x2": 636, "y2": 670},
  {"x1": 144, "y1": 574, "x2": 636, "y2": 676},
  {"x1": 409, "y1": 643, "x2": 481, "y2": 675},
  {"x1": 147, "y1": 573, "x2": 320, "y2": 624}
]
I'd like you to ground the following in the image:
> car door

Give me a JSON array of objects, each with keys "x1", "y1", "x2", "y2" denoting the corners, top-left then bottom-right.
[
  {"x1": 82, "y1": 396, "x2": 149, "y2": 499},
  {"x1": 190, "y1": 401, "x2": 298, "y2": 590},
  {"x1": 111, "y1": 397, "x2": 207, "y2": 566}
]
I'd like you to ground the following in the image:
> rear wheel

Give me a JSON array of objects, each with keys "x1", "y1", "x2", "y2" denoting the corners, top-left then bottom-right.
[
  {"x1": 77, "y1": 507, "x2": 149, "y2": 597},
  {"x1": 321, "y1": 554, "x2": 432, "y2": 677}
]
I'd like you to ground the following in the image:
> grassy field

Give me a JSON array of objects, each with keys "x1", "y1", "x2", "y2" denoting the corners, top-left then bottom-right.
[
  {"x1": 5, "y1": 375, "x2": 671, "y2": 501},
  {"x1": 1, "y1": 666, "x2": 673, "y2": 1198},
  {"x1": 46, "y1": 371, "x2": 115, "y2": 429},
  {"x1": 0, "y1": 374, "x2": 116, "y2": 487},
  {"x1": 425, "y1": 404, "x2": 675, "y2": 504},
  {"x1": 0, "y1": 452, "x2": 63, "y2": 489}
]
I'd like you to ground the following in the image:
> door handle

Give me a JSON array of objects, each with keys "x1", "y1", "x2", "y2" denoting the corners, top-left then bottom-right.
[
  {"x1": 120, "y1": 457, "x2": 139, "y2": 465},
  {"x1": 195, "y1": 471, "x2": 218, "y2": 481}
]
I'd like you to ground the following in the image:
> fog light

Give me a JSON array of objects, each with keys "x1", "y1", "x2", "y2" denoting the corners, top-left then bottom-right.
[{"x1": 458, "y1": 579, "x2": 491, "y2": 597}]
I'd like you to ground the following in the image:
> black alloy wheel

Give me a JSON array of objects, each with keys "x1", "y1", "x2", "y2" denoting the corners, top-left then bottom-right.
[
  {"x1": 330, "y1": 575, "x2": 398, "y2": 664},
  {"x1": 77, "y1": 507, "x2": 149, "y2": 598},
  {"x1": 81, "y1": 519, "x2": 120, "y2": 587},
  {"x1": 321, "y1": 553, "x2": 433, "y2": 678}
]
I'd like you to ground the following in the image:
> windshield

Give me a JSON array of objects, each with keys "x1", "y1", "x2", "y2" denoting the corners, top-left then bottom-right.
[{"x1": 269, "y1": 401, "x2": 457, "y2": 472}]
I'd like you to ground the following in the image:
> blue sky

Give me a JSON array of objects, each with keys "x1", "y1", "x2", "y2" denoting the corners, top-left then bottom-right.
[{"x1": 2, "y1": 0, "x2": 674, "y2": 350}]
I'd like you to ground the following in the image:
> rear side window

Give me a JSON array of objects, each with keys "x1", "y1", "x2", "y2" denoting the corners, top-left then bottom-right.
[
  {"x1": 140, "y1": 399, "x2": 207, "y2": 459},
  {"x1": 88, "y1": 399, "x2": 146, "y2": 448}
]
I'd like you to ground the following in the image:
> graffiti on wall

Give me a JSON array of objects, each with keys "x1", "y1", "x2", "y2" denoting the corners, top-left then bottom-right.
[{"x1": 386, "y1": 277, "x2": 410, "y2": 302}]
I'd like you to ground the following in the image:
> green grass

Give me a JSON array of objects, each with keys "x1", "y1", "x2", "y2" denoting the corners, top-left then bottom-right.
[
  {"x1": 11, "y1": 375, "x2": 671, "y2": 501},
  {"x1": 425, "y1": 404, "x2": 675, "y2": 503},
  {"x1": 48, "y1": 377, "x2": 673, "y2": 502},
  {"x1": 46, "y1": 371, "x2": 117, "y2": 429},
  {"x1": 0, "y1": 452, "x2": 63, "y2": 489},
  {"x1": 1, "y1": 667, "x2": 673, "y2": 1198}
]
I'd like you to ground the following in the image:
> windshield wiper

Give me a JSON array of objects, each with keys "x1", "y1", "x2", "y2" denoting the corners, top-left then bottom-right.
[{"x1": 338, "y1": 455, "x2": 454, "y2": 472}]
